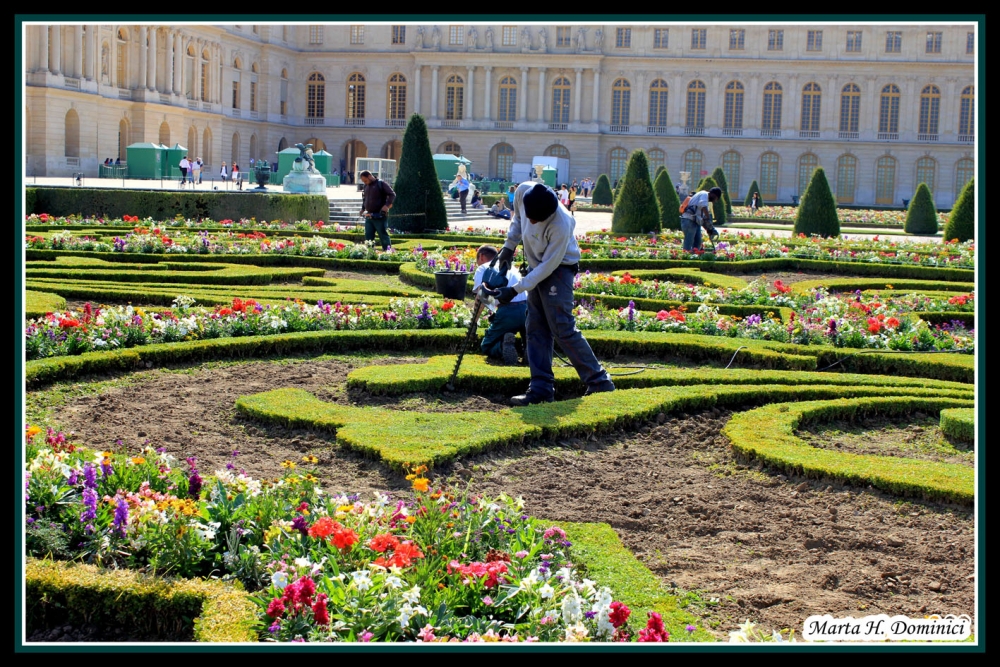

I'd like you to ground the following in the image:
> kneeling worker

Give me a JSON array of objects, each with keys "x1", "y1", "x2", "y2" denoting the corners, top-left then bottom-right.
[
  {"x1": 473, "y1": 245, "x2": 527, "y2": 365},
  {"x1": 486, "y1": 182, "x2": 615, "y2": 405}
]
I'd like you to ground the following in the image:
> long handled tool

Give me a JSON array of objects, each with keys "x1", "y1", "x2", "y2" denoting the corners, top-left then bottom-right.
[{"x1": 443, "y1": 258, "x2": 509, "y2": 392}]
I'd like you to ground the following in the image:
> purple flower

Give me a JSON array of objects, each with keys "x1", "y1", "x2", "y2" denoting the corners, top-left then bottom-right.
[
  {"x1": 746, "y1": 314, "x2": 762, "y2": 327},
  {"x1": 112, "y1": 497, "x2": 129, "y2": 537},
  {"x1": 80, "y1": 488, "x2": 98, "y2": 527},
  {"x1": 67, "y1": 469, "x2": 79, "y2": 486},
  {"x1": 100, "y1": 459, "x2": 113, "y2": 478},
  {"x1": 268, "y1": 622, "x2": 281, "y2": 634},
  {"x1": 627, "y1": 300, "x2": 636, "y2": 323},
  {"x1": 584, "y1": 611, "x2": 598, "y2": 620},
  {"x1": 686, "y1": 625, "x2": 697, "y2": 634},
  {"x1": 291, "y1": 515, "x2": 310, "y2": 536},
  {"x1": 188, "y1": 470, "x2": 203, "y2": 499},
  {"x1": 83, "y1": 463, "x2": 97, "y2": 489}
]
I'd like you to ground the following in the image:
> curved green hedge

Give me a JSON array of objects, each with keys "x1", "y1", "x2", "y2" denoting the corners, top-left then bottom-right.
[
  {"x1": 791, "y1": 278, "x2": 974, "y2": 295},
  {"x1": 26, "y1": 249, "x2": 406, "y2": 273},
  {"x1": 25, "y1": 290, "x2": 67, "y2": 318},
  {"x1": 608, "y1": 269, "x2": 749, "y2": 290},
  {"x1": 939, "y1": 407, "x2": 975, "y2": 443},
  {"x1": 26, "y1": 260, "x2": 323, "y2": 285},
  {"x1": 574, "y1": 292, "x2": 794, "y2": 323}
]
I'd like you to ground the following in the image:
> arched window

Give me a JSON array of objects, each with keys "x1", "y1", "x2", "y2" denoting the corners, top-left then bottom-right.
[
  {"x1": 686, "y1": 80, "x2": 706, "y2": 129},
  {"x1": 611, "y1": 78, "x2": 631, "y2": 126},
  {"x1": 200, "y1": 49, "x2": 210, "y2": 102},
  {"x1": 249, "y1": 135, "x2": 258, "y2": 162},
  {"x1": 231, "y1": 132, "x2": 240, "y2": 166},
  {"x1": 722, "y1": 151, "x2": 741, "y2": 195},
  {"x1": 188, "y1": 126, "x2": 197, "y2": 157},
  {"x1": 836, "y1": 154, "x2": 857, "y2": 204},
  {"x1": 648, "y1": 79, "x2": 668, "y2": 128},
  {"x1": 609, "y1": 147, "x2": 628, "y2": 184},
  {"x1": 648, "y1": 148, "x2": 666, "y2": 178},
  {"x1": 306, "y1": 137, "x2": 327, "y2": 152},
  {"x1": 387, "y1": 73, "x2": 406, "y2": 121},
  {"x1": 280, "y1": 68, "x2": 288, "y2": 116},
  {"x1": 446, "y1": 74, "x2": 464, "y2": 120},
  {"x1": 918, "y1": 85, "x2": 941, "y2": 138},
  {"x1": 116, "y1": 29, "x2": 128, "y2": 89},
  {"x1": 801, "y1": 83, "x2": 821, "y2": 133},
  {"x1": 439, "y1": 141, "x2": 462, "y2": 154},
  {"x1": 544, "y1": 144, "x2": 570, "y2": 159},
  {"x1": 552, "y1": 76, "x2": 571, "y2": 124},
  {"x1": 492, "y1": 142, "x2": 515, "y2": 179},
  {"x1": 347, "y1": 72, "x2": 366, "y2": 120},
  {"x1": 760, "y1": 152, "x2": 780, "y2": 199},
  {"x1": 158, "y1": 121, "x2": 170, "y2": 147},
  {"x1": 498, "y1": 76, "x2": 517, "y2": 122},
  {"x1": 307, "y1": 72, "x2": 325, "y2": 118},
  {"x1": 64, "y1": 109, "x2": 80, "y2": 158},
  {"x1": 879, "y1": 84, "x2": 900, "y2": 135},
  {"x1": 683, "y1": 149, "x2": 703, "y2": 182},
  {"x1": 184, "y1": 44, "x2": 196, "y2": 98},
  {"x1": 798, "y1": 154, "x2": 819, "y2": 197},
  {"x1": 916, "y1": 157, "x2": 936, "y2": 194},
  {"x1": 250, "y1": 63, "x2": 259, "y2": 113},
  {"x1": 839, "y1": 84, "x2": 861, "y2": 134},
  {"x1": 723, "y1": 81, "x2": 744, "y2": 131},
  {"x1": 762, "y1": 82, "x2": 782, "y2": 133},
  {"x1": 875, "y1": 156, "x2": 896, "y2": 204},
  {"x1": 959, "y1": 86, "x2": 974, "y2": 138},
  {"x1": 278, "y1": 137, "x2": 288, "y2": 152},
  {"x1": 955, "y1": 158, "x2": 974, "y2": 198},
  {"x1": 202, "y1": 127, "x2": 212, "y2": 166}
]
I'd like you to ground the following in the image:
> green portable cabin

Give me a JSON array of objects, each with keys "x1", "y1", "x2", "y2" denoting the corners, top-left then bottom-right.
[
  {"x1": 125, "y1": 142, "x2": 164, "y2": 179},
  {"x1": 312, "y1": 150, "x2": 340, "y2": 186},
  {"x1": 164, "y1": 143, "x2": 188, "y2": 180},
  {"x1": 540, "y1": 167, "x2": 557, "y2": 187},
  {"x1": 432, "y1": 154, "x2": 472, "y2": 182},
  {"x1": 275, "y1": 147, "x2": 305, "y2": 183}
]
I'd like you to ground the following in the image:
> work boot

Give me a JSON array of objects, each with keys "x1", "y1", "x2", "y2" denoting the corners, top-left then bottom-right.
[
  {"x1": 501, "y1": 333, "x2": 519, "y2": 366},
  {"x1": 510, "y1": 391, "x2": 554, "y2": 407},
  {"x1": 583, "y1": 381, "x2": 616, "y2": 397}
]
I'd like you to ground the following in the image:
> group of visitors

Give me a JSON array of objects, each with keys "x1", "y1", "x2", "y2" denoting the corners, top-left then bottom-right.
[{"x1": 177, "y1": 156, "x2": 204, "y2": 187}]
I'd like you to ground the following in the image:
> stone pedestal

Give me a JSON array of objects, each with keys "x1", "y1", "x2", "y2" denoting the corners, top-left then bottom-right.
[{"x1": 282, "y1": 159, "x2": 327, "y2": 194}]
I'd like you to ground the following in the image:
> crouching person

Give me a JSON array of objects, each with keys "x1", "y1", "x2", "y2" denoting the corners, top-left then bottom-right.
[{"x1": 473, "y1": 245, "x2": 526, "y2": 365}]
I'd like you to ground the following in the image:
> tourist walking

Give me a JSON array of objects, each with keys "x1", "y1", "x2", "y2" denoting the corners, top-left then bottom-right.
[
  {"x1": 178, "y1": 155, "x2": 190, "y2": 187},
  {"x1": 359, "y1": 169, "x2": 396, "y2": 250}
]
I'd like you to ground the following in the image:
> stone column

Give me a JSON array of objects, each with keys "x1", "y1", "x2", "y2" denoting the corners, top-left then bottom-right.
[
  {"x1": 50, "y1": 26, "x2": 61, "y2": 75},
  {"x1": 573, "y1": 68, "x2": 582, "y2": 122},
  {"x1": 431, "y1": 65, "x2": 439, "y2": 119},
  {"x1": 591, "y1": 69, "x2": 601, "y2": 122},
  {"x1": 900, "y1": 76, "x2": 918, "y2": 137},
  {"x1": 484, "y1": 66, "x2": 492, "y2": 121},
  {"x1": 174, "y1": 33, "x2": 182, "y2": 95},
  {"x1": 635, "y1": 71, "x2": 646, "y2": 126},
  {"x1": 745, "y1": 74, "x2": 761, "y2": 131},
  {"x1": 862, "y1": 76, "x2": 878, "y2": 135},
  {"x1": 83, "y1": 26, "x2": 95, "y2": 79},
  {"x1": 537, "y1": 67, "x2": 546, "y2": 121},
  {"x1": 824, "y1": 75, "x2": 839, "y2": 132},
  {"x1": 147, "y1": 27, "x2": 157, "y2": 91},
  {"x1": 466, "y1": 66, "x2": 474, "y2": 120},
  {"x1": 38, "y1": 25, "x2": 48, "y2": 73},
  {"x1": 519, "y1": 67, "x2": 528, "y2": 120},
  {"x1": 413, "y1": 65, "x2": 421, "y2": 116},
  {"x1": 786, "y1": 74, "x2": 799, "y2": 135},
  {"x1": 164, "y1": 30, "x2": 173, "y2": 95},
  {"x1": 138, "y1": 27, "x2": 147, "y2": 89},
  {"x1": 672, "y1": 73, "x2": 685, "y2": 127},
  {"x1": 74, "y1": 26, "x2": 83, "y2": 78},
  {"x1": 192, "y1": 40, "x2": 200, "y2": 102},
  {"x1": 942, "y1": 77, "x2": 959, "y2": 139}
]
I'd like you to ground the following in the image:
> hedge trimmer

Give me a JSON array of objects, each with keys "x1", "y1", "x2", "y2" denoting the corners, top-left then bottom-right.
[{"x1": 443, "y1": 259, "x2": 509, "y2": 392}]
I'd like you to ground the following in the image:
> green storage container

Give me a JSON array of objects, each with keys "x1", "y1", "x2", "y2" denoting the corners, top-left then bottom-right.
[
  {"x1": 275, "y1": 147, "x2": 304, "y2": 183},
  {"x1": 312, "y1": 149, "x2": 333, "y2": 175},
  {"x1": 540, "y1": 167, "x2": 557, "y2": 187},
  {"x1": 433, "y1": 154, "x2": 472, "y2": 182},
  {"x1": 125, "y1": 142, "x2": 164, "y2": 180},
  {"x1": 164, "y1": 143, "x2": 189, "y2": 180}
]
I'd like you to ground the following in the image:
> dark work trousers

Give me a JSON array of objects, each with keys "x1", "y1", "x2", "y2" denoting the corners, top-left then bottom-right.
[
  {"x1": 459, "y1": 188, "x2": 468, "y2": 213},
  {"x1": 481, "y1": 301, "x2": 527, "y2": 358},
  {"x1": 365, "y1": 216, "x2": 391, "y2": 250}
]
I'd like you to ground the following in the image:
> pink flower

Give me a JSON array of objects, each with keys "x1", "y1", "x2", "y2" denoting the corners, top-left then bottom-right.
[
  {"x1": 482, "y1": 596, "x2": 494, "y2": 606},
  {"x1": 359, "y1": 631, "x2": 374, "y2": 642},
  {"x1": 418, "y1": 625, "x2": 437, "y2": 642}
]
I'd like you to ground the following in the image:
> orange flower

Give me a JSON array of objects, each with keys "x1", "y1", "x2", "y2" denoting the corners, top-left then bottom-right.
[
  {"x1": 25, "y1": 425, "x2": 42, "y2": 439},
  {"x1": 308, "y1": 516, "x2": 338, "y2": 541},
  {"x1": 412, "y1": 477, "x2": 430, "y2": 493},
  {"x1": 440, "y1": 301, "x2": 456, "y2": 311}
]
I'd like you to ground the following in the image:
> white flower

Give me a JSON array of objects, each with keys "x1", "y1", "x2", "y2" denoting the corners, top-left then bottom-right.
[
  {"x1": 539, "y1": 583, "x2": 555, "y2": 599},
  {"x1": 563, "y1": 622, "x2": 590, "y2": 642},
  {"x1": 729, "y1": 630, "x2": 750, "y2": 643},
  {"x1": 384, "y1": 575, "x2": 404, "y2": 590},
  {"x1": 350, "y1": 570, "x2": 373, "y2": 592},
  {"x1": 561, "y1": 590, "x2": 582, "y2": 624},
  {"x1": 294, "y1": 557, "x2": 312, "y2": 569},
  {"x1": 271, "y1": 571, "x2": 288, "y2": 589},
  {"x1": 402, "y1": 585, "x2": 421, "y2": 605},
  {"x1": 518, "y1": 571, "x2": 539, "y2": 592}
]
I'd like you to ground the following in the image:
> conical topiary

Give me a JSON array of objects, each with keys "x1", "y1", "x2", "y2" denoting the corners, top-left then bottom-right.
[
  {"x1": 613, "y1": 173, "x2": 626, "y2": 203},
  {"x1": 654, "y1": 165, "x2": 666, "y2": 181},
  {"x1": 654, "y1": 168, "x2": 681, "y2": 231},
  {"x1": 793, "y1": 167, "x2": 839, "y2": 237},
  {"x1": 611, "y1": 150, "x2": 660, "y2": 234},
  {"x1": 390, "y1": 114, "x2": 448, "y2": 231},
  {"x1": 943, "y1": 177, "x2": 974, "y2": 243},
  {"x1": 694, "y1": 176, "x2": 726, "y2": 227},
  {"x1": 744, "y1": 180, "x2": 762, "y2": 207},
  {"x1": 904, "y1": 182, "x2": 939, "y2": 235},
  {"x1": 592, "y1": 174, "x2": 614, "y2": 206},
  {"x1": 711, "y1": 167, "x2": 733, "y2": 216}
]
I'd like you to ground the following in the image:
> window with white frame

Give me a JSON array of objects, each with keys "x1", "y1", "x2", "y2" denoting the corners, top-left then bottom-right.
[
  {"x1": 351, "y1": 25, "x2": 364, "y2": 44},
  {"x1": 885, "y1": 31, "x2": 901, "y2": 53},
  {"x1": 503, "y1": 26, "x2": 517, "y2": 46},
  {"x1": 691, "y1": 29, "x2": 706, "y2": 49},
  {"x1": 846, "y1": 30, "x2": 862, "y2": 52},
  {"x1": 926, "y1": 31, "x2": 942, "y2": 53},
  {"x1": 807, "y1": 30, "x2": 822, "y2": 51},
  {"x1": 450, "y1": 26, "x2": 464, "y2": 45},
  {"x1": 768, "y1": 29, "x2": 783, "y2": 50},
  {"x1": 309, "y1": 25, "x2": 323, "y2": 45},
  {"x1": 392, "y1": 25, "x2": 406, "y2": 45},
  {"x1": 729, "y1": 29, "x2": 745, "y2": 50},
  {"x1": 616, "y1": 28, "x2": 631, "y2": 48},
  {"x1": 654, "y1": 28, "x2": 668, "y2": 49}
]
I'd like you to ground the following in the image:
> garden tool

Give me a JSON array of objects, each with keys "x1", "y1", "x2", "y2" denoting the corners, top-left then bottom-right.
[
  {"x1": 443, "y1": 258, "x2": 509, "y2": 392},
  {"x1": 700, "y1": 209, "x2": 720, "y2": 252}
]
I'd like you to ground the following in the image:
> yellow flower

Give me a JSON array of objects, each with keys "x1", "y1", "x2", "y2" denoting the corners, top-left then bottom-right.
[
  {"x1": 337, "y1": 504, "x2": 355, "y2": 514},
  {"x1": 264, "y1": 526, "x2": 282, "y2": 542},
  {"x1": 886, "y1": 284, "x2": 894, "y2": 290},
  {"x1": 405, "y1": 473, "x2": 417, "y2": 481},
  {"x1": 281, "y1": 460, "x2": 296, "y2": 469},
  {"x1": 405, "y1": 515, "x2": 417, "y2": 524},
  {"x1": 25, "y1": 425, "x2": 42, "y2": 439},
  {"x1": 131, "y1": 456, "x2": 146, "y2": 465},
  {"x1": 412, "y1": 477, "x2": 430, "y2": 493},
  {"x1": 302, "y1": 455, "x2": 319, "y2": 464},
  {"x1": 304, "y1": 474, "x2": 318, "y2": 483}
]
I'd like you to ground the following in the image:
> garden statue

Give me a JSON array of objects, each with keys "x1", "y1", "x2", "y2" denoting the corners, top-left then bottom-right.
[
  {"x1": 484, "y1": 27, "x2": 494, "y2": 51},
  {"x1": 594, "y1": 29, "x2": 604, "y2": 52},
  {"x1": 294, "y1": 143, "x2": 318, "y2": 173},
  {"x1": 521, "y1": 27, "x2": 532, "y2": 52},
  {"x1": 468, "y1": 26, "x2": 478, "y2": 50},
  {"x1": 431, "y1": 26, "x2": 441, "y2": 49},
  {"x1": 415, "y1": 26, "x2": 424, "y2": 49},
  {"x1": 538, "y1": 28, "x2": 547, "y2": 52},
  {"x1": 284, "y1": 143, "x2": 327, "y2": 194},
  {"x1": 575, "y1": 27, "x2": 587, "y2": 53}
]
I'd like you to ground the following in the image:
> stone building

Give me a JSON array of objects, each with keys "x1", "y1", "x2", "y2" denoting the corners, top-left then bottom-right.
[{"x1": 22, "y1": 21, "x2": 976, "y2": 206}]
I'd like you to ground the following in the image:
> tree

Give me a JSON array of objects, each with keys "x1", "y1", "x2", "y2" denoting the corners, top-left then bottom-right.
[
  {"x1": 654, "y1": 168, "x2": 681, "y2": 231},
  {"x1": 654, "y1": 165, "x2": 666, "y2": 181},
  {"x1": 695, "y1": 176, "x2": 726, "y2": 227},
  {"x1": 710, "y1": 167, "x2": 733, "y2": 216},
  {"x1": 390, "y1": 114, "x2": 448, "y2": 231},
  {"x1": 744, "y1": 180, "x2": 761, "y2": 207},
  {"x1": 943, "y1": 177, "x2": 974, "y2": 243},
  {"x1": 611, "y1": 150, "x2": 660, "y2": 234},
  {"x1": 591, "y1": 174, "x2": 614, "y2": 205},
  {"x1": 903, "y1": 182, "x2": 939, "y2": 235},
  {"x1": 793, "y1": 167, "x2": 839, "y2": 237}
]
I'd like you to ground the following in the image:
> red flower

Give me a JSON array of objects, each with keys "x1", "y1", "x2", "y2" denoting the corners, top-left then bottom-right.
[
  {"x1": 867, "y1": 318, "x2": 882, "y2": 334},
  {"x1": 331, "y1": 524, "x2": 359, "y2": 550},
  {"x1": 885, "y1": 317, "x2": 901, "y2": 329},
  {"x1": 217, "y1": 307, "x2": 233, "y2": 317},
  {"x1": 58, "y1": 318, "x2": 81, "y2": 328},
  {"x1": 266, "y1": 597, "x2": 286, "y2": 618},
  {"x1": 368, "y1": 533, "x2": 401, "y2": 553},
  {"x1": 308, "y1": 516, "x2": 338, "y2": 541},
  {"x1": 609, "y1": 601, "x2": 631, "y2": 629},
  {"x1": 774, "y1": 280, "x2": 791, "y2": 294},
  {"x1": 440, "y1": 301, "x2": 456, "y2": 311},
  {"x1": 637, "y1": 611, "x2": 670, "y2": 642},
  {"x1": 39, "y1": 213, "x2": 49, "y2": 222},
  {"x1": 312, "y1": 593, "x2": 330, "y2": 626}
]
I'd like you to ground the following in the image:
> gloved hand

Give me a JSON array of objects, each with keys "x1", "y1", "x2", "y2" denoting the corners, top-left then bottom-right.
[
  {"x1": 495, "y1": 246, "x2": 515, "y2": 275},
  {"x1": 486, "y1": 286, "x2": 517, "y2": 304}
]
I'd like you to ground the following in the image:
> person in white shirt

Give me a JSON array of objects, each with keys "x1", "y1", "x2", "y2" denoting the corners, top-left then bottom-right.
[
  {"x1": 557, "y1": 183, "x2": 570, "y2": 207},
  {"x1": 178, "y1": 156, "x2": 191, "y2": 187},
  {"x1": 472, "y1": 245, "x2": 527, "y2": 365}
]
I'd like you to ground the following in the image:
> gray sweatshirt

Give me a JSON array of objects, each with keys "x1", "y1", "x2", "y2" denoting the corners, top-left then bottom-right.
[{"x1": 502, "y1": 181, "x2": 581, "y2": 294}]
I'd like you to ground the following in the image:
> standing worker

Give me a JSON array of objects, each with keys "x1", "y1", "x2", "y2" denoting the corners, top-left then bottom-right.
[
  {"x1": 486, "y1": 182, "x2": 615, "y2": 405},
  {"x1": 359, "y1": 169, "x2": 396, "y2": 250}
]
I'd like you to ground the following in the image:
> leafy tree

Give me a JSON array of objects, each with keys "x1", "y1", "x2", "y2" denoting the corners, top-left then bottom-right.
[
  {"x1": 793, "y1": 167, "x2": 839, "y2": 237},
  {"x1": 903, "y1": 182, "x2": 939, "y2": 235},
  {"x1": 654, "y1": 168, "x2": 681, "y2": 231},
  {"x1": 611, "y1": 150, "x2": 661, "y2": 234},
  {"x1": 943, "y1": 177, "x2": 974, "y2": 242},
  {"x1": 591, "y1": 174, "x2": 614, "y2": 205},
  {"x1": 710, "y1": 167, "x2": 733, "y2": 215},
  {"x1": 744, "y1": 180, "x2": 762, "y2": 207},
  {"x1": 390, "y1": 114, "x2": 448, "y2": 231}
]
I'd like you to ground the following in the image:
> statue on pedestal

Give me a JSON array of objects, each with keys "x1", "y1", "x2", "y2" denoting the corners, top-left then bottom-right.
[
  {"x1": 521, "y1": 27, "x2": 531, "y2": 52},
  {"x1": 431, "y1": 26, "x2": 441, "y2": 50},
  {"x1": 484, "y1": 27, "x2": 494, "y2": 51},
  {"x1": 575, "y1": 27, "x2": 586, "y2": 53},
  {"x1": 538, "y1": 28, "x2": 547, "y2": 52},
  {"x1": 467, "y1": 26, "x2": 478, "y2": 50},
  {"x1": 594, "y1": 29, "x2": 604, "y2": 52},
  {"x1": 415, "y1": 26, "x2": 424, "y2": 49}
]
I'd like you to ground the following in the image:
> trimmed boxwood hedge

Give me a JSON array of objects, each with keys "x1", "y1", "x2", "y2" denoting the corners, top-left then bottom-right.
[
  {"x1": 26, "y1": 262, "x2": 324, "y2": 285},
  {"x1": 939, "y1": 407, "x2": 974, "y2": 443},
  {"x1": 26, "y1": 249, "x2": 406, "y2": 273},
  {"x1": 608, "y1": 268, "x2": 749, "y2": 290},
  {"x1": 574, "y1": 292, "x2": 794, "y2": 323},
  {"x1": 790, "y1": 277, "x2": 973, "y2": 295},
  {"x1": 26, "y1": 290, "x2": 67, "y2": 318}
]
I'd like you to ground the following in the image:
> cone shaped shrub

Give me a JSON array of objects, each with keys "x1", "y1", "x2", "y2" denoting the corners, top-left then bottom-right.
[
  {"x1": 611, "y1": 150, "x2": 661, "y2": 234},
  {"x1": 654, "y1": 165, "x2": 666, "y2": 181},
  {"x1": 943, "y1": 178, "x2": 974, "y2": 243},
  {"x1": 904, "y1": 183, "x2": 939, "y2": 235},
  {"x1": 390, "y1": 114, "x2": 449, "y2": 232},
  {"x1": 794, "y1": 167, "x2": 840, "y2": 237},
  {"x1": 711, "y1": 167, "x2": 733, "y2": 215},
  {"x1": 654, "y1": 168, "x2": 681, "y2": 231},
  {"x1": 613, "y1": 174, "x2": 626, "y2": 203},
  {"x1": 744, "y1": 180, "x2": 762, "y2": 207},
  {"x1": 592, "y1": 174, "x2": 614, "y2": 205},
  {"x1": 696, "y1": 176, "x2": 726, "y2": 227}
]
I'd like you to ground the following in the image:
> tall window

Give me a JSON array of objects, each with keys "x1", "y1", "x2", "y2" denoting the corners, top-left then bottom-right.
[
  {"x1": 280, "y1": 69, "x2": 288, "y2": 116},
  {"x1": 648, "y1": 79, "x2": 668, "y2": 127},
  {"x1": 654, "y1": 29, "x2": 668, "y2": 49},
  {"x1": 768, "y1": 29, "x2": 783, "y2": 51},
  {"x1": 611, "y1": 78, "x2": 631, "y2": 126},
  {"x1": 691, "y1": 29, "x2": 706, "y2": 49},
  {"x1": 919, "y1": 85, "x2": 940, "y2": 137},
  {"x1": 724, "y1": 81, "x2": 744, "y2": 130},
  {"x1": 875, "y1": 156, "x2": 896, "y2": 204},
  {"x1": 955, "y1": 158, "x2": 974, "y2": 198},
  {"x1": 916, "y1": 157, "x2": 936, "y2": 194},
  {"x1": 798, "y1": 154, "x2": 818, "y2": 196},
  {"x1": 729, "y1": 29, "x2": 745, "y2": 50},
  {"x1": 387, "y1": 73, "x2": 407, "y2": 120},
  {"x1": 232, "y1": 81, "x2": 240, "y2": 109},
  {"x1": 839, "y1": 84, "x2": 861, "y2": 133},
  {"x1": 450, "y1": 26, "x2": 464, "y2": 45},
  {"x1": 309, "y1": 25, "x2": 323, "y2": 45},
  {"x1": 807, "y1": 30, "x2": 823, "y2": 51},
  {"x1": 686, "y1": 80, "x2": 706, "y2": 128},
  {"x1": 926, "y1": 31, "x2": 942, "y2": 53},
  {"x1": 967, "y1": 32, "x2": 974, "y2": 54},
  {"x1": 760, "y1": 153, "x2": 779, "y2": 200},
  {"x1": 350, "y1": 25, "x2": 365, "y2": 45},
  {"x1": 885, "y1": 31, "x2": 901, "y2": 53},
  {"x1": 250, "y1": 81, "x2": 257, "y2": 112},
  {"x1": 557, "y1": 27, "x2": 571, "y2": 47},
  {"x1": 648, "y1": 148, "x2": 665, "y2": 178},
  {"x1": 722, "y1": 151, "x2": 741, "y2": 196},
  {"x1": 801, "y1": 83, "x2": 822, "y2": 133},
  {"x1": 683, "y1": 149, "x2": 703, "y2": 183},
  {"x1": 836, "y1": 155, "x2": 857, "y2": 203},
  {"x1": 498, "y1": 76, "x2": 517, "y2": 122},
  {"x1": 116, "y1": 29, "x2": 127, "y2": 88},
  {"x1": 879, "y1": 84, "x2": 900, "y2": 134},
  {"x1": 307, "y1": 72, "x2": 325, "y2": 118},
  {"x1": 610, "y1": 148, "x2": 628, "y2": 184},
  {"x1": 200, "y1": 51, "x2": 209, "y2": 102},
  {"x1": 493, "y1": 143, "x2": 514, "y2": 180},
  {"x1": 616, "y1": 28, "x2": 631, "y2": 48},
  {"x1": 762, "y1": 82, "x2": 783, "y2": 131},
  {"x1": 392, "y1": 25, "x2": 406, "y2": 45},
  {"x1": 446, "y1": 75, "x2": 464, "y2": 120},
  {"x1": 959, "y1": 86, "x2": 974, "y2": 137},
  {"x1": 846, "y1": 31, "x2": 862, "y2": 52},
  {"x1": 502, "y1": 26, "x2": 517, "y2": 46},
  {"x1": 347, "y1": 73, "x2": 366, "y2": 119},
  {"x1": 552, "y1": 77, "x2": 571, "y2": 124}
]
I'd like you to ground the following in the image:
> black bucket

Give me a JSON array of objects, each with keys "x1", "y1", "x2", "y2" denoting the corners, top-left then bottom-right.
[{"x1": 434, "y1": 271, "x2": 470, "y2": 299}]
